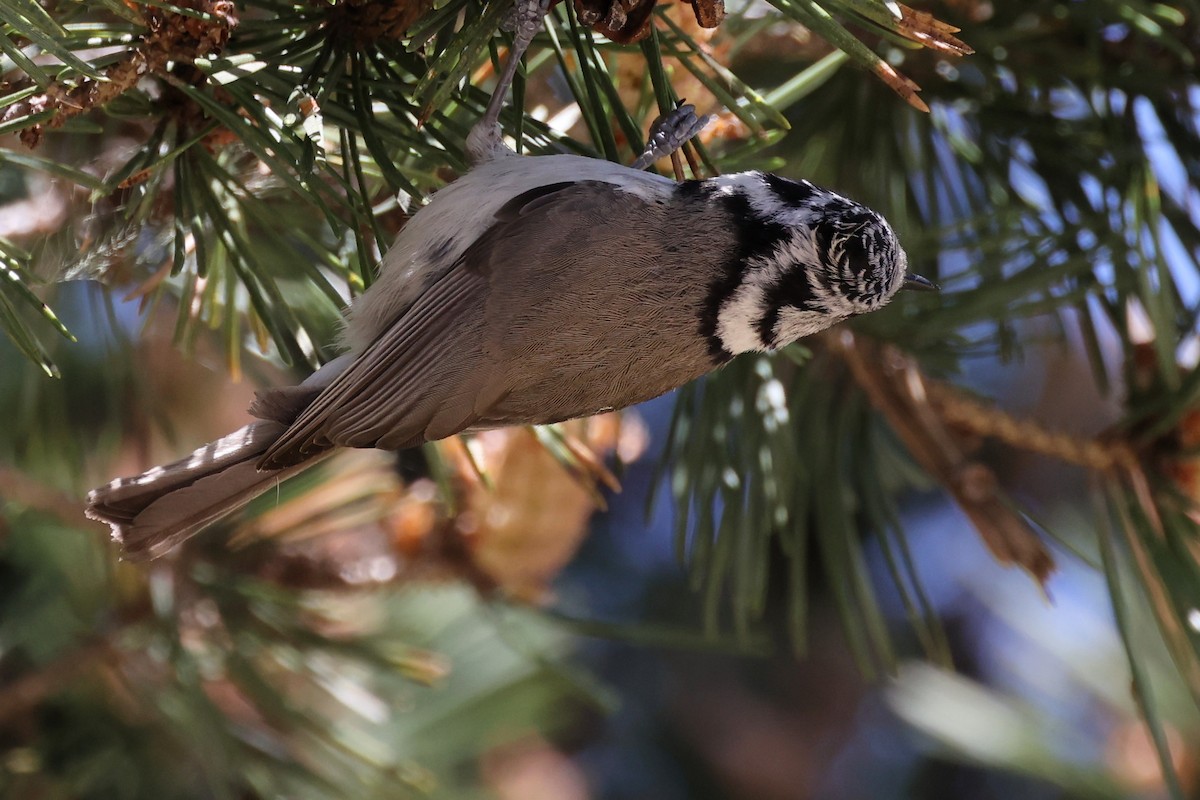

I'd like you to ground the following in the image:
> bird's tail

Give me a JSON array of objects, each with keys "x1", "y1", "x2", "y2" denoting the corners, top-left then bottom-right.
[{"x1": 86, "y1": 421, "x2": 322, "y2": 561}]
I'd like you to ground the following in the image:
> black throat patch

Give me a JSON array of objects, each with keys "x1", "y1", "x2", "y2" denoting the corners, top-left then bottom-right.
[
  {"x1": 756, "y1": 269, "x2": 818, "y2": 348},
  {"x1": 683, "y1": 179, "x2": 791, "y2": 361}
]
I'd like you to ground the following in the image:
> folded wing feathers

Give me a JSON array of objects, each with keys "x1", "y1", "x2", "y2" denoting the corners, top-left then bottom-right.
[{"x1": 258, "y1": 267, "x2": 487, "y2": 468}]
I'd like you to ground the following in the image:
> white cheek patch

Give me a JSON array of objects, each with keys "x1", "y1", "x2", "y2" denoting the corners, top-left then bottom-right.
[
  {"x1": 714, "y1": 228, "x2": 833, "y2": 354},
  {"x1": 716, "y1": 281, "x2": 846, "y2": 353},
  {"x1": 774, "y1": 307, "x2": 840, "y2": 343},
  {"x1": 716, "y1": 282, "x2": 769, "y2": 353}
]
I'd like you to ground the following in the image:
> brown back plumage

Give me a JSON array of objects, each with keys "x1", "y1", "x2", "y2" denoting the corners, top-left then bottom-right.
[{"x1": 257, "y1": 181, "x2": 735, "y2": 469}]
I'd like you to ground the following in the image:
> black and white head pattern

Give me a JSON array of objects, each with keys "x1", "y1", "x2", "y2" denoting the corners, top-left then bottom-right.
[{"x1": 684, "y1": 172, "x2": 908, "y2": 359}]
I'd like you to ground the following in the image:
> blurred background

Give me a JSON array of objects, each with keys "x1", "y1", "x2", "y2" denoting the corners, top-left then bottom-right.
[{"x1": 2, "y1": 0, "x2": 1200, "y2": 797}]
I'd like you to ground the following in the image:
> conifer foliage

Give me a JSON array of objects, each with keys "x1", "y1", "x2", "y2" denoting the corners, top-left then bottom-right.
[{"x1": 1, "y1": 0, "x2": 1199, "y2": 796}]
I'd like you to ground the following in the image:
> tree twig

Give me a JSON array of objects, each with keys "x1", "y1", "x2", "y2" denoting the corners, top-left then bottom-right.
[
  {"x1": 830, "y1": 330, "x2": 1056, "y2": 587},
  {"x1": 923, "y1": 381, "x2": 1136, "y2": 472}
]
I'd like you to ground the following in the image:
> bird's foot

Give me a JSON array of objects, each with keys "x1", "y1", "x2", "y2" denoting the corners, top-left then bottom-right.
[
  {"x1": 502, "y1": 0, "x2": 552, "y2": 46},
  {"x1": 469, "y1": 0, "x2": 552, "y2": 164},
  {"x1": 632, "y1": 103, "x2": 713, "y2": 171}
]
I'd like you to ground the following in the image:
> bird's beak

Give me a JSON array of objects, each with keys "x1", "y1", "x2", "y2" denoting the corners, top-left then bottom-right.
[{"x1": 902, "y1": 273, "x2": 939, "y2": 292}]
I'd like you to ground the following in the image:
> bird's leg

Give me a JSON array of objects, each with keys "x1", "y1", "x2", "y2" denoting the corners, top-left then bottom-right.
[
  {"x1": 467, "y1": 0, "x2": 552, "y2": 163},
  {"x1": 631, "y1": 103, "x2": 713, "y2": 171}
]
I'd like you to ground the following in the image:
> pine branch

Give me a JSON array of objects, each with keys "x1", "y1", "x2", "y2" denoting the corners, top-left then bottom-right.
[
  {"x1": 0, "y1": 0, "x2": 977, "y2": 377},
  {"x1": 832, "y1": 330, "x2": 1056, "y2": 586},
  {"x1": 1, "y1": 0, "x2": 238, "y2": 147},
  {"x1": 925, "y1": 382, "x2": 1133, "y2": 473},
  {"x1": 0, "y1": 3, "x2": 1198, "y2": 791}
]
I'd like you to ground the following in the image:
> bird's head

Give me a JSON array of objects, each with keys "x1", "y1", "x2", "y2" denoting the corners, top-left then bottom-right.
[
  {"x1": 699, "y1": 172, "x2": 934, "y2": 356},
  {"x1": 803, "y1": 194, "x2": 911, "y2": 315}
]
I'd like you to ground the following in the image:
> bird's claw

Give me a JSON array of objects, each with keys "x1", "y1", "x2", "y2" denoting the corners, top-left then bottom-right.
[{"x1": 632, "y1": 103, "x2": 713, "y2": 171}]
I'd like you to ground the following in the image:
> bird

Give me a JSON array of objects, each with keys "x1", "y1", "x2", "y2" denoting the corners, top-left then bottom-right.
[{"x1": 86, "y1": 0, "x2": 935, "y2": 560}]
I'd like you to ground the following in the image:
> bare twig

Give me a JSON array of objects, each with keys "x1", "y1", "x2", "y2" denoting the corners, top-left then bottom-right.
[
  {"x1": 923, "y1": 381, "x2": 1136, "y2": 472},
  {"x1": 831, "y1": 330, "x2": 1056, "y2": 586}
]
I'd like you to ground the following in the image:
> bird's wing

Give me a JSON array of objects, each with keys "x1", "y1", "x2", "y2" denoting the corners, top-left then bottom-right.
[
  {"x1": 259, "y1": 180, "x2": 648, "y2": 469},
  {"x1": 257, "y1": 263, "x2": 491, "y2": 468}
]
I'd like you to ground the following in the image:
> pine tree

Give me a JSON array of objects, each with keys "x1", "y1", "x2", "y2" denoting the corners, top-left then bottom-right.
[{"x1": 1, "y1": 0, "x2": 1198, "y2": 796}]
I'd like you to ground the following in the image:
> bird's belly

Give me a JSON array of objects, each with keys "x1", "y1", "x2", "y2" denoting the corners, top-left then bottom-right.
[{"x1": 479, "y1": 330, "x2": 714, "y2": 426}]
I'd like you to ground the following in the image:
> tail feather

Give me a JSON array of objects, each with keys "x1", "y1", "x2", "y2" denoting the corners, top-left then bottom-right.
[{"x1": 86, "y1": 422, "x2": 324, "y2": 561}]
